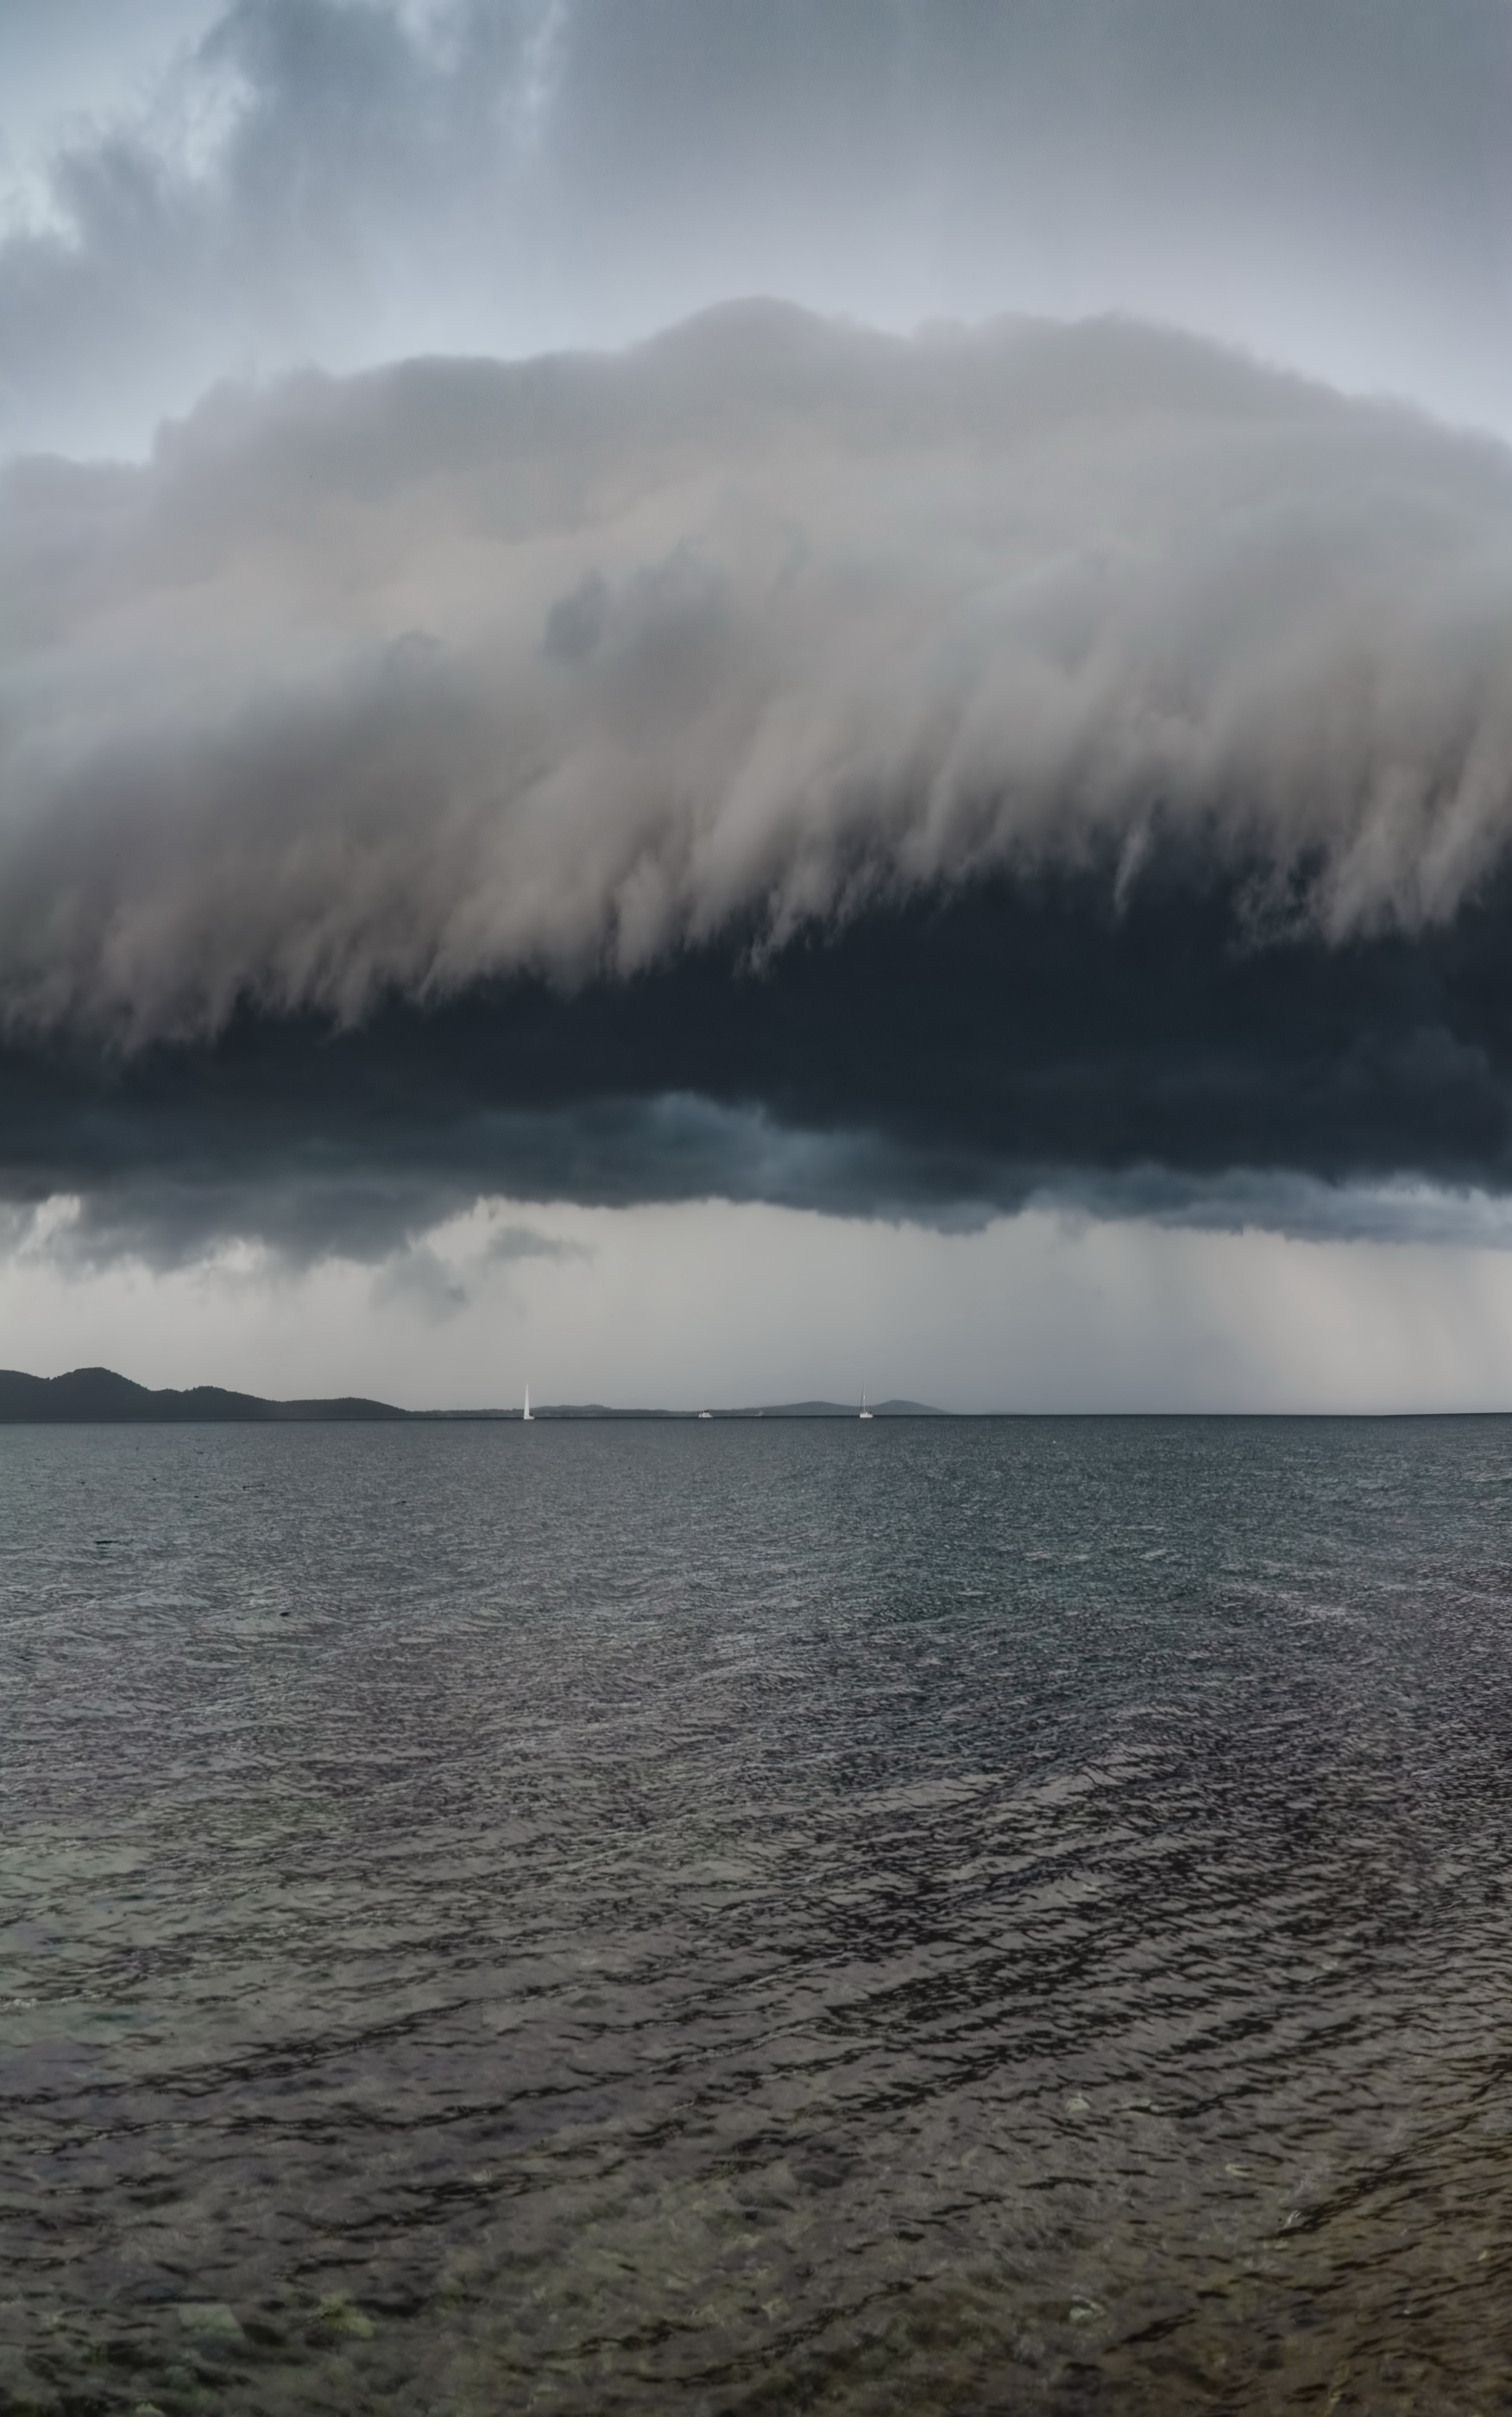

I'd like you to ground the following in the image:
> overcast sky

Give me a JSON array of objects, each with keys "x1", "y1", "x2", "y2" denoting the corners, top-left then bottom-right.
[{"x1": 4, "y1": 0, "x2": 1512, "y2": 1410}]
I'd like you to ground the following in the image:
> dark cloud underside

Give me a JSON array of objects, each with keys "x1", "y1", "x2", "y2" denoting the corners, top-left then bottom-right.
[{"x1": 8, "y1": 853, "x2": 1512, "y2": 1261}]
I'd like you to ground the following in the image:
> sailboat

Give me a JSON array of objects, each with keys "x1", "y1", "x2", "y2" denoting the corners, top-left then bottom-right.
[
  {"x1": 522, "y1": 1383, "x2": 533, "y2": 1423},
  {"x1": 859, "y1": 1390, "x2": 873, "y2": 1421}
]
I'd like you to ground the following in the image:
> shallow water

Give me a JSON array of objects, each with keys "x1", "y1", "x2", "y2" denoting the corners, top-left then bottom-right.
[{"x1": 5, "y1": 1416, "x2": 1512, "y2": 2414}]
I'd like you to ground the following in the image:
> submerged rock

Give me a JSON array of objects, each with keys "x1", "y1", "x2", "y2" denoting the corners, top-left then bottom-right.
[
  {"x1": 174, "y1": 2301, "x2": 244, "y2": 2341},
  {"x1": 316, "y1": 2295, "x2": 375, "y2": 2339}
]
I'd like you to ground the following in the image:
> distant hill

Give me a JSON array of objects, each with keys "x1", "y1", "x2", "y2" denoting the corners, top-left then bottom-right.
[
  {"x1": 477, "y1": 1402, "x2": 684, "y2": 1420},
  {"x1": 0, "y1": 1369, "x2": 946, "y2": 1423},
  {"x1": 443, "y1": 1399, "x2": 947, "y2": 1419},
  {"x1": 728, "y1": 1398, "x2": 944, "y2": 1417},
  {"x1": 0, "y1": 1367, "x2": 406, "y2": 1423}
]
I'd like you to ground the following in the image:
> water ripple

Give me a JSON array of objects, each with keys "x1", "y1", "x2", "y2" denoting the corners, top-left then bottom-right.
[{"x1": 4, "y1": 1416, "x2": 1512, "y2": 2411}]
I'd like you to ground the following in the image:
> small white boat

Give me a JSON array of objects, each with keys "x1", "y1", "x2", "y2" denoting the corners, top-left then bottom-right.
[
  {"x1": 522, "y1": 1383, "x2": 533, "y2": 1423},
  {"x1": 697, "y1": 1410, "x2": 713, "y2": 1419},
  {"x1": 859, "y1": 1391, "x2": 873, "y2": 1421}
]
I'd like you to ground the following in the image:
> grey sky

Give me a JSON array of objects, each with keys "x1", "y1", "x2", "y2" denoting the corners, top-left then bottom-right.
[
  {"x1": 5, "y1": 0, "x2": 1512, "y2": 1407},
  {"x1": 3, "y1": 0, "x2": 1512, "y2": 460}
]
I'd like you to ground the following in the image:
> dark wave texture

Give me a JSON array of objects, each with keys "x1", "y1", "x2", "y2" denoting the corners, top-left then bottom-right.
[{"x1": 5, "y1": 1417, "x2": 1512, "y2": 2412}]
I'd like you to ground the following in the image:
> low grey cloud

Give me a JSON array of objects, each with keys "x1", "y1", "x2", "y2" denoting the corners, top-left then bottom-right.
[
  {"x1": 370, "y1": 1221, "x2": 587, "y2": 1319},
  {"x1": 370, "y1": 1240, "x2": 471, "y2": 1318},
  {"x1": 482, "y1": 1221, "x2": 589, "y2": 1267},
  {"x1": 6, "y1": 304, "x2": 1512, "y2": 1259},
  {"x1": 6, "y1": 303, "x2": 1512, "y2": 1044}
]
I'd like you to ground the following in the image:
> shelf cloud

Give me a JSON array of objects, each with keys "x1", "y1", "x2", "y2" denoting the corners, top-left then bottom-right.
[{"x1": 5, "y1": 302, "x2": 1512, "y2": 1259}]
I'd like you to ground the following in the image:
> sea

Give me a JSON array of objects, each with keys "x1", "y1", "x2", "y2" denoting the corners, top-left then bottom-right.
[{"x1": 4, "y1": 1415, "x2": 1512, "y2": 2415}]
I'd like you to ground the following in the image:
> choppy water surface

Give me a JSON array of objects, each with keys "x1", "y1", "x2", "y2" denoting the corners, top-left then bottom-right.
[{"x1": 6, "y1": 1417, "x2": 1512, "y2": 2414}]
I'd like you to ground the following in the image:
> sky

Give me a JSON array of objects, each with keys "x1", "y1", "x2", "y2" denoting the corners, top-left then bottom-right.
[{"x1": 3, "y1": 0, "x2": 1512, "y2": 1410}]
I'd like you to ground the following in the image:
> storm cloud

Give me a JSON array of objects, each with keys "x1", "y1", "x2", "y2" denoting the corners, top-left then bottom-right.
[
  {"x1": 5, "y1": 302, "x2": 1512, "y2": 1259},
  {"x1": 4, "y1": 0, "x2": 1512, "y2": 459}
]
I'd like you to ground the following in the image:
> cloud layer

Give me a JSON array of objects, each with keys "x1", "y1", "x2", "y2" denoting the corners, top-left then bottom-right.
[
  {"x1": 8, "y1": 303, "x2": 1512, "y2": 1031},
  {"x1": 3, "y1": 303, "x2": 1512, "y2": 1255}
]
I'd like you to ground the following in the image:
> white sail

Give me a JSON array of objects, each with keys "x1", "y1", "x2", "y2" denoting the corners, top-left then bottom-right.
[
  {"x1": 523, "y1": 1382, "x2": 533, "y2": 1422},
  {"x1": 860, "y1": 1389, "x2": 873, "y2": 1420}
]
